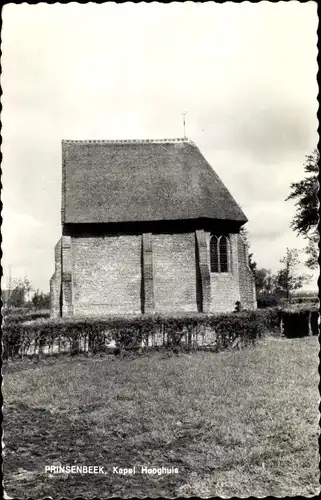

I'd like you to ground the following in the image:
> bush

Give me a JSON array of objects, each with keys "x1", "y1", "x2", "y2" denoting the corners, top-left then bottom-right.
[
  {"x1": 257, "y1": 293, "x2": 284, "y2": 308},
  {"x1": 311, "y1": 311, "x2": 319, "y2": 335},
  {"x1": 256, "y1": 308, "x2": 281, "y2": 332},
  {"x1": 280, "y1": 308, "x2": 319, "y2": 338},
  {"x1": 2, "y1": 308, "x2": 282, "y2": 361},
  {"x1": 3, "y1": 309, "x2": 50, "y2": 325},
  {"x1": 291, "y1": 296, "x2": 318, "y2": 304},
  {"x1": 5, "y1": 306, "x2": 316, "y2": 360},
  {"x1": 281, "y1": 311, "x2": 310, "y2": 338}
]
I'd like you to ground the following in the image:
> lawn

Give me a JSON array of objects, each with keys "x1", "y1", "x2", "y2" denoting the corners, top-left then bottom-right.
[{"x1": 3, "y1": 336, "x2": 320, "y2": 498}]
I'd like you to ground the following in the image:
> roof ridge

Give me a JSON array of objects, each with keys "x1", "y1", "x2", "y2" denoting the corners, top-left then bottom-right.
[{"x1": 62, "y1": 138, "x2": 192, "y2": 144}]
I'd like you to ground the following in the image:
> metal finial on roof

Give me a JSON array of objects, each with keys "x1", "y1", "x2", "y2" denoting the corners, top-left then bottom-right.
[{"x1": 182, "y1": 111, "x2": 188, "y2": 139}]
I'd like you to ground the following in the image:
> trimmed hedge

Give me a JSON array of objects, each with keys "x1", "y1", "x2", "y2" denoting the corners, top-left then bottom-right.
[
  {"x1": 280, "y1": 309, "x2": 319, "y2": 338},
  {"x1": 3, "y1": 306, "x2": 317, "y2": 361},
  {"x1": 3, "y1": 308, "x2": 281, "y2": 361},
  {"x1": 276, "y1": 302, "x2": 319, "y2": 338}
]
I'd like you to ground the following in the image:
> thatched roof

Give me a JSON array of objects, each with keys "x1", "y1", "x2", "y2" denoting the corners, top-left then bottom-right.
[{"x1": 61, "y1": 138, "x2": 247, "y2": 224}]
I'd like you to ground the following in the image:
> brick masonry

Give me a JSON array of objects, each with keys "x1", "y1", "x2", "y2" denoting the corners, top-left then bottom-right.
[
  {"x1": 72, "y1": 235, "x2": 141, "y2": 316},
  {"x1": 62, "y1": 236, "x2": 73, "y2": 316},
  {"x1": 142, "y1": 233, "x2": 155, "y2": 313},
  {"x1": 204, "y1": 231, "x2": 241, "y2": 313},
  {"x1": 50, "y1": 238, "x2": 62, "y2": 318},
  {"x1": 153, "y1": 233, "x2": 197, "y2": 313},
  {"x1": 50, "y1": 230, "x2": 256, "y2": 317},
  {"x1": 238, "y1": 234, "x2": 257, "y2": 310},
  {"x1": 195, "y1": 230, "x2": 211, "y2": 312}
]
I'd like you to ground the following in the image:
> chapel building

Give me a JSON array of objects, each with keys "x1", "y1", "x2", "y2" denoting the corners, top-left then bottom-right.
[{"x1": 50, "y1": 138, "x2": 256, "y2": 317}]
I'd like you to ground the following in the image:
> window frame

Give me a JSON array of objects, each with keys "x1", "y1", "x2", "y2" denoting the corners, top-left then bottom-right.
[{"x1": 209, "y1": 234, "x2": 231, "y2": 273}]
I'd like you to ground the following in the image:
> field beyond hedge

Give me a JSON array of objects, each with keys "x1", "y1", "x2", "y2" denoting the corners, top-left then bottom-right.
[{"x1": 3, "y1": 336, "x2": 319, "y2": 498}]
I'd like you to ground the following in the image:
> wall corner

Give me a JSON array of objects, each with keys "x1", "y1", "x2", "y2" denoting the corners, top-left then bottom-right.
[
  {"x1": 50, "y1": 238, "x2": 62, "y2": 318},
  {"x1": 195, "y1": 229, "x2": 211, "y2": 313},
  {"x1": 61, "y1": 235, "x2": 73, "y2": 317}
]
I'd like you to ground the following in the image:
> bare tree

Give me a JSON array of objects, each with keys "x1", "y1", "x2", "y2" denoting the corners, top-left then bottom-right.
[
  {"x1": 275, "y1": 248, "x2": 311, "y2": 300},
  {"x1": 6, "y1": 275, "x2": 33, "y2": 308}
]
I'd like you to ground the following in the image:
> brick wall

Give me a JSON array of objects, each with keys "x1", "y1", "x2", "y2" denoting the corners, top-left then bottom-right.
[
  {"x1": 72, "y1": 235, "x2": 141, "y2": 315},
  {"x1": 195, "y1": 230, "x2": 211, "y2": 312},
  {"x1": 50, "y1": 238, "x2": 62, "y2": 318},
  {"x1": 238, "y1": 234, "x2": 257, "y2": 309},
  {"x1": 153, "y1": 233, "x2": 197, "y2": 312},
  {"x1": 142, "y1": 233, "x2": 155, "y2": 313},
  {"x1": 203, "y1": 231, "x2": 240, "y2": 313},
  {"x1": 209, "y1": 273, "x2": 240, "y2": 313},
  {"x1": 62, "y1": 236, "x2": 73, "y2": 316},
  {"x1": 51, "y1": 228, "x2": 256, "y2": 316}
]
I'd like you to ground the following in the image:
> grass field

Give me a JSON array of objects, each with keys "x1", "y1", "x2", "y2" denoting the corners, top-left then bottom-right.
[{"x1": 3, "y1": 336, "x2": 319, "y2": 498}]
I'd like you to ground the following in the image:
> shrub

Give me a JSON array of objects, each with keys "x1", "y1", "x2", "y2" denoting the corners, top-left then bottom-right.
[
  {"x1": 291, "y1": 296, "x2": 318, "y2": 304},
  {"x1": 254, "y1": 308, "x2": 281, "y2": 333},
  {"x1": 279, "y1": 308, "x2": 319, "y2": 338},
  {"x1": 281, "y1": 311, "x2": 310, "y2": 338},
  {"x1": 3, "y1": 309, "x2": 50, "y2": 325},
  {"x1": 2, "y1": 308, "x2": 284, "y2": 361},
  {"x1": 257, "y1": 293, "x2": 283, "y2": 308},
  {"x1": 311, "y1": 311, "x2": 319, "y2": 335}
]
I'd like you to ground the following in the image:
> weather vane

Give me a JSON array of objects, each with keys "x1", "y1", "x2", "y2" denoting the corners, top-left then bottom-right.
[{"x1": 182, "y1": 111, "x2": 188, "y2": 139}]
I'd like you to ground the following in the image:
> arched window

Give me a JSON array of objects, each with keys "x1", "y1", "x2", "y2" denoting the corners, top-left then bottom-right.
[
  {"x1": 219, "y1": 236, "x2": 229, "y2": 272},
  {"x1": 210, "y1": 235, "x2": 219, "y2": 272},
  {"x1": 210, "y1": 234, "x2": 230, "y2": 272}
]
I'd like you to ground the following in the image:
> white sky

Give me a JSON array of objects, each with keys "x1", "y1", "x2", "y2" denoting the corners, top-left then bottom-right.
[{"x1": 1, "y1": 2, "x2": 318, "y2": 292}]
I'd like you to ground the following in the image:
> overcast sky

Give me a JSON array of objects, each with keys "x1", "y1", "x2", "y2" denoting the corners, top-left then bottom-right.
[{"x1": 1, "y1": 2, "x2": 318, "y2": 292}]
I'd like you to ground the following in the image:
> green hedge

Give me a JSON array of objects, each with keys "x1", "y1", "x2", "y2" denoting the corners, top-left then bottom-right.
[{"x1": 2, "y1": 308, "x2": 281, "y2": 361}]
